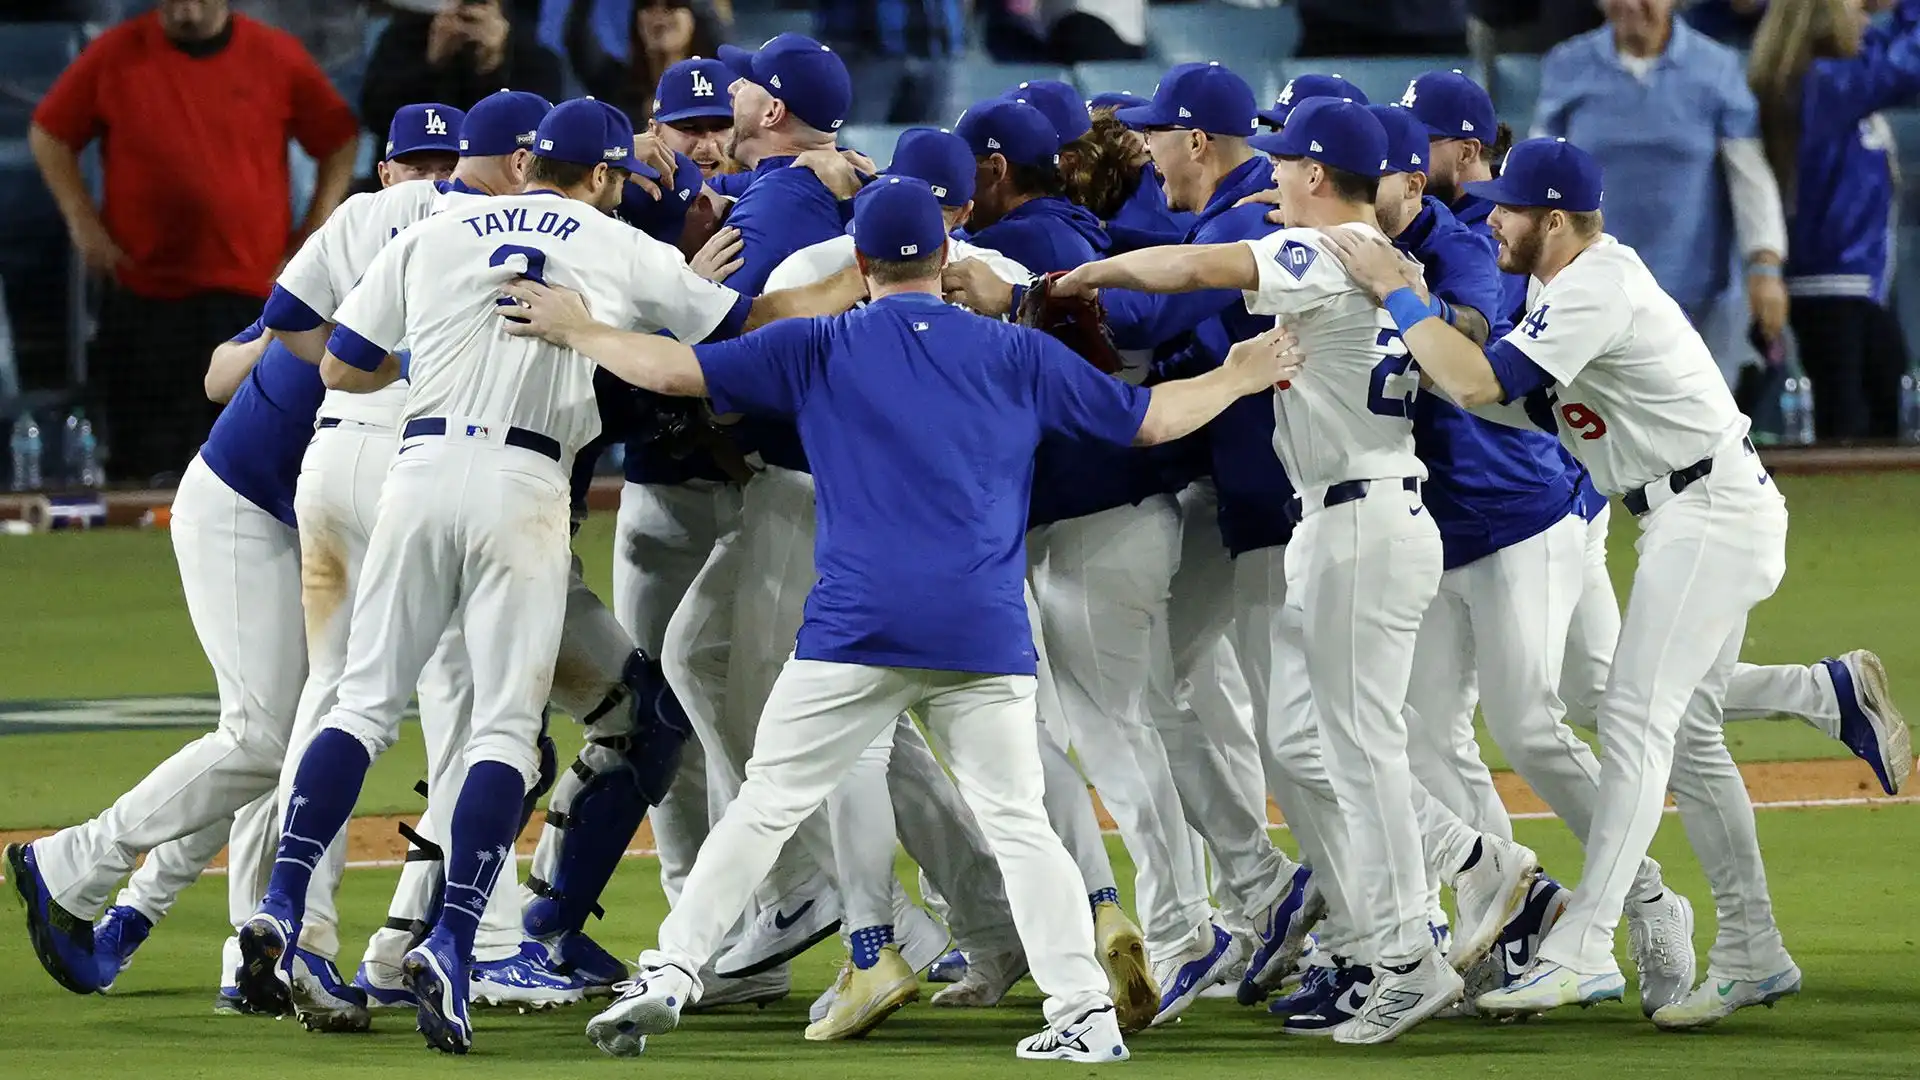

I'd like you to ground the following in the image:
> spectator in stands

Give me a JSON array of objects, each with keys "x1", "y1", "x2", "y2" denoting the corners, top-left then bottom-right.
[
  {"x1": 1296, "y1": 0, "x2": 1470, "y2": 57},
  {"x1": 1751, "y1": 0, "x2": 1918, "y2": 441},
  {"x1": 1685, "y1": 0, "x2": 1770, "y2": 47},
  {"x1": 814, "y1": 0, "x2": 965, "y2": 123},
  {"x1": 1534, "y1": 0, "x2": 1790, "y2": 385},
  {"x1": 564, "y1": 0, "x2": 725, "y2": 123},
  {"x1": 1469, "y1": 0, "x2": 1603, "y2": 53},
  {"x1": 29, "y1": 0, "x2": 358, "y2": 484},
  {"x1": 361, "y1": 0, "x2": 567, "y2": 149}
]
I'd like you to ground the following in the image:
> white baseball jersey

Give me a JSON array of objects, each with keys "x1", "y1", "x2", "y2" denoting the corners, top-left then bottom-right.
[
  {"x1": 1242, "y1": 224, "x2": 1427, "y2": 491},
  {"x1": 763, "y1": 234, "x2": 1031, "y2": 293},
  {"x1": 276, "y1": 180, "x2": 446, "y2": 426},
  {"x1": 1500, "y1": 235, "x2": 1749, "y2": 495},
  {"x1": 332, "y1": 190, "x2": 746, "y2": 457}
]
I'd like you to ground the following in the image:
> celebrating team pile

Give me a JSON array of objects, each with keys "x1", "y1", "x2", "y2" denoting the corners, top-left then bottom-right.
[{"x1": 11, "y1": 32, "x2": 1919, "y2": 1064}]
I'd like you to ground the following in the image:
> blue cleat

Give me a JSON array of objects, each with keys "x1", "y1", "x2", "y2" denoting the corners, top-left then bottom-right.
[
  {"x1": 1269, "y1": 961, "x2": 1340, "y2": 1016},
  {"x1": 1825, "y1": 651, "x2": 1911, "y2": 796},
  {"x1": 404, "y1": 931, "x2": 473, "y2": 1054},
  {"x1": 354, "y1": 958, "x2": 418, "y2": 1009},
  {"x1": 235, "y1": 899, "x2": 300, "y2": 1016},
  {"x1": 1150, "y1": 921, "x2": 1242, "y2": 1027},
  {"x1": 1239, "y1": 865, "x2": 1324, "y2": 1005},
  {"x1": 94, "y1": 904, "x2": 153, "y2": 991},
  {"x1": 7, "y1": 842, "x2": 102, "y2": 995},
  {"x1": 1280, "y1": 963, "x2": 1372, "y2": 1037},
  {"x1": 927, "y1": 948, "x2": 969, "y2": 984},
  {"x1": 544, "y1": 929, "x2": 629, "y2": 996},
  {"x1": 472, "y1": 941, "x2": 587, "y2": 1010}
]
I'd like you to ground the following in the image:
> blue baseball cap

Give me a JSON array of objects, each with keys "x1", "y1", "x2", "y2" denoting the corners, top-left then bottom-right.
[
  {"x1": 1116, "y1": 62, "x2": 1258, "y2": 138},
  {"x1": 1400, "y1": 69, "x2": 1496, "y2": 143},
  {"x1": 1260, "y1": 73, "x2": 1368, "y2": 129},
  {"x1": 533, "y1": 98, "x2": 635, "y2": 167},
  {"x1": 884, "y1": 127, "x2": 975, "y2": 207},
  {"x1": 1368, "y1": 105, "x2": 1429, "y2": 175},
  {"x1": 718, "y1": 32, "x2": 851, "y2": 133},
  {"x1": 386, "y1": 102, "x2": 464, "y2": 160},
  {"x1": 853, "y1": 176, "x2": 947, "y2": 262},
  {"x1": 617, "y1": 150, "x2": 704, "y2": 243},
  {"x1": 1008, "y1": 79, "x2": 1091, "y2": 143},
  {"x1": 653, "y1": 58, "x2": 735, "y2": 125},
  {"x1": 1464, "y1": 137, "x2": 1603, "y2": 212},
  {"x1": 1088, "y1": 90, "x2": 1150, "y2": 112},
  {"x1": 1249, "y1": 97, "x2": 1388, "y2": 178},
  {"x1": 954, "y1": 99, "x2": 1060, "y2": 168},
  {"x1": 459, "y1": 89, "x2": 554, "y2": 157}
]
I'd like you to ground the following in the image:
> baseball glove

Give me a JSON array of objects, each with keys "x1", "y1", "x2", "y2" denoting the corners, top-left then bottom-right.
[
  {"x1": 1015, "y1": 271, "x2": 1126, "y2": 375},
  {"x1": 645, "y1": 397, "x2": 756, "y2": 483}
]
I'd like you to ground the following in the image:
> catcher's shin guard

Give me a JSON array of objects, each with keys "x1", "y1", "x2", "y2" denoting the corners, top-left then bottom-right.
[{"x1": 524, "y1": 649, "x2": 693, "y2": 939}]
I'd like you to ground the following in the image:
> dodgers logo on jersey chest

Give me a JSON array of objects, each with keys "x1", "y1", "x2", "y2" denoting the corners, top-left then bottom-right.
[{"x1": 1274, "y1": 240, "x2": 1318, "y2": 281}]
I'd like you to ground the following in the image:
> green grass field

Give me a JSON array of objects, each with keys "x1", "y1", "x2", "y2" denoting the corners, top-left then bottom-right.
[{"x1": 1, "y1": 472, "x2": 1916, "y2": 1076}]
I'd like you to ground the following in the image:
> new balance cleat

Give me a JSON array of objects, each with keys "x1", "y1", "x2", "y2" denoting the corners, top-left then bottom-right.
[{"x1": 1332, "y1": 950, "x2": 1463, "y2": 1045}]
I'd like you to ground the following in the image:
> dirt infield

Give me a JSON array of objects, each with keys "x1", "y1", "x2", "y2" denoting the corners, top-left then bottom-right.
[{"x1": 1, "y1": 758, "x2": 1904, "y2": 870}]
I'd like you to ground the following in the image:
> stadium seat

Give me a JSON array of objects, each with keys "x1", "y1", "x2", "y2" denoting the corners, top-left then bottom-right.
[
  {"x1": 0, "y1": 22, "x2": 84, "y2": 137},
  {"x1": 1274, "y1": 56, "x2": 1476, "y2": 109},
  {"x1": 839, "y1": 123, "x2": 912, "y2": 165},
  {"x1": 938, "y1": 61, "x2": 1074, "y2": 126},
  {"x1": 730, "y1": 8, "x2": 816, "y2": 48},
  {"x1": 1073, "y1": 61, "x2": 1165, "y2": 101},
  {"x1": 1492, "y1": 54, "x2": 1542, "y2": 133},
  {"x1": 1147, "y1": 3, "x2": 1301, "y2": 70}
]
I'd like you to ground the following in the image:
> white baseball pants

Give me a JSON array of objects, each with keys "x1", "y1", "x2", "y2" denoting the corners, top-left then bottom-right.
[
  {"x1": 34, "y1": 457, "x2": 305, "y2": 923},
  {"x1": 114, "y1": 791, "x2": 276, "y2": 930},
  {"x1": 640, "y1": 660, "x2": 1111, "y2": 1028}
]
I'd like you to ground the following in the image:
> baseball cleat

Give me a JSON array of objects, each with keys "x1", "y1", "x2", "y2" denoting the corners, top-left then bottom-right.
[
  {"x1": 541, "y1": 929, "x2": 628, "y2": 996},
  {"x1": 1270, "y1": 961, "x2": 1339, "y2": 1017},
  {"x1": 214, "y1": 936, "x2": 268, "y2": 1015},
  {"x1": 1461, "y1": 874, "x2": 1573, "y2": 1014},
  {"x1": 1627, "y1": 891, "x2": 1696, "y2": 1016},
  {"x1": 712, "y1": 871, "x2": 841, "y2": 979},
  {"x1": 1447, "y1": 835, "x2": 1539, "y2": 972},
  {"x1": 1279, "y1": 963, "x2": 1370, "y2": 1036},
  {"x1": 1240, "y1": 865, "x2": 1324, "y2": 1004},
  {"x1": 1015, "y1": 1004, "x2": 1129, "y2": 1063},
  {"x1": 235, "y1": 901, "x2": 300, "y2": 1016},
  {"x1": 585, "y1": 962, "x2": 694, "y2": 1057},
  {"x1": 685, "y1": 964, "x2": 789, "y2": 1011},
  {"x1": 1827, "y1": 650, "x2": 1911, "y2": 796},
  {"x1": 804, "y1": 945, "x2": 920, "y2": 1041},
  {"x1": 1092, "y1": 901, "x2": 1157, "y2": 1032},
  {"x1": 1150, "y1": 921, "x2": 1242, "y2": 1028},
  {"x1": 354, "y1": 957, "x2": 418, "y2": 1009},
  {"x1": 1650, "y1": 965, "x2": 1802, "y2": 1030},
  {"x1": 1475, "y1": 959, "x2": 1626, "y2": 1017},
  {"x1": 94, "y1": 904, "x2": 153, "y2": 992},
  {"x1": 930, "y1": 946, "x2": 1027, "y2": 1007},
  {"x1": 403, "y1": 933, "x2": 473, "y2": 1054},
  {"x1": 928, "y1": 948, "x2": 969, "y2": 983},
  {"x1": 1333, "y1": 949, "x2": 1463, "y2": 1045},
  {"x1": 290, "y1": 948, "x2": 371, "y2": 1033},
  {"x1": 471, "y1": 940, "x2": 587, "y2": 1010},
  {"x1": 7, "y1": 842, "x2": 102, "y2": 995}
]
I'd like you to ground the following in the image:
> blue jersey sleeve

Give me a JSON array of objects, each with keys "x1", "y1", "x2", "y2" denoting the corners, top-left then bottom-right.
[
  {"x1": 1806, "y1": 13, "x2": 1920, "y2": 131},
  {"x1": 261, "y1": 284, "x2": 325, "y2": 333},
  {"x1": 1029, "y1": 331, "x2": 1150, "y2": 447},
  {"x1": 695, "y1": 316, "x2": 821, "y2": 419},
  {"x1": 230, "y1": 316, "x2": 267, "y2": 345},
  {"x1": 725, "y1": 170, "x2": 846, "y2": 296},
  {"x1": 708, "y1": 171, "x2": 754, "y2": 200},
  {"x1": 1486, "y1": 338, "x2": 1556, "y2": 403},
  {"x1": 1422, "y1": 230, "x2": 1505, "y2": 336}
]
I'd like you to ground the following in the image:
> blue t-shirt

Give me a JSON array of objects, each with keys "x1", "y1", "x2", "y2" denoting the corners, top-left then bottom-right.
[
  {"x1": 197, "y1": 318, "x2": 326, "y2": 528},
  {"x1": 695, "y1": 293, "x2": 1150, "y2": 675}
]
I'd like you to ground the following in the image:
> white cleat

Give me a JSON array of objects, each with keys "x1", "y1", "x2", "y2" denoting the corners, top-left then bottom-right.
[
  {"x1": 712, "y1": 873, "x2": 842, "y2": 979},
  {"x1": 1149, "y1": 922, "x2": 1243, "y2": 1028},
  {"x1": 1015, "y1": 1004, "x2": 1130, "y2": 1063},
  {"x1": 1830, "y1": 650, "x2": 1911, "y2": 796},
  {"x1": 1475, "y1": 960, "x2": 1626, "y2": 1017},
  {"x1": 930, "y1": 947, "x2": 1028, "y2": 1008},
  {"x1": 585, "y1": 963, "x2": 695, "y2": 1058},
  {"x1": 1447, "y1": 836, "x2": 1539, "y2": 972},
  {"x1": 1650, "y1": 965, "x2": 1802, "y2": 1030},
  {"x1": 1331, "y1": 949, "x2": 1463, "y2": 1045},
  {"x1": 1627, "y1": 891, "x2": 1696, "y2": 1016}
]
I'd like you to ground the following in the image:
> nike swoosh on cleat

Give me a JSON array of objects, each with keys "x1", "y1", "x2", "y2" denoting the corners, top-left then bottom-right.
[
  {"x1": 1717, "y1": 981, "x2": 1737, "y2": 998},
  {"x1": 771, "y1": 901, "x2": 815, "y2": 932}
]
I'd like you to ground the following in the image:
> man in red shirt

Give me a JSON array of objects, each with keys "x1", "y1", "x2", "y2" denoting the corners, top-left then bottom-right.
[{"x1": 29, "y1": 0, "x2": 359, "y2": 484}]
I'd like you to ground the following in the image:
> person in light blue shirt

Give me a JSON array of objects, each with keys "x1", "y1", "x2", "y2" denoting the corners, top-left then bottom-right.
[
  {"x1": 1533, "y1": 0, "x2": 1789, "y2": 379},
  {"x1": 494, "y1": 174, "x2": 1299, "y2": 1062}
]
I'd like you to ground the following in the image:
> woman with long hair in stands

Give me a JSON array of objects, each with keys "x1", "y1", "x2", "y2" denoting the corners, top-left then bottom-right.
[
  {"x1": 565, "y1": 0, "x2": 726, "y2": 123},
  {"x1": 1751, "y1": 0, "x2": 1920, "y2": 441}
]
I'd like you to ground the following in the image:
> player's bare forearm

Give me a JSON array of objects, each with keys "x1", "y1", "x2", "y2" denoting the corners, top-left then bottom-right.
[
  {"x1": 299, "y1": 140, "x2": 359, "y2": 238},
  {"x1": 570, "y1": 322, "x2": 707, "y2": 397},
  {"x1": 275, "y1": 323, "x2": 335, "y2": 366},
  {"x1": 747, "y1": 266, "x2": 864, "y2": 329},
  {"x1": 1403, "y1": 318, "x2": 1506, "y2": 408},
  {"x1": 28, "y1": 125, "x2": 98, "y2": 229},
  {"x1": 205, "y1": 333, "x2": 272, "y2": 403},
  {"x1": 321, "y1": 351, "x2": 401, "y2": 392},
  {"x1": 1067, "y1": 244, "x2": 1257, "y2": 297},
  {"x1": 1134, "y1": 324, "x2": 1299, "y2": 444}
]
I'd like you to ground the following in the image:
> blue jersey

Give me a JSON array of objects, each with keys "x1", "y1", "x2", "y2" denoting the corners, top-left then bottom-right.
[
  {"x1": 1106, "y1": 156, "x2": 1296, "y2": 556},
  {"x1": 724, "y1": 155, "x2": 850, "y2": 473},
  {"x1": 696, "y1": 293, "x2": 1149, "y2": 675},
  {"x1": 1104, "y1": 164, "x2": 1197, "y2": 254},
  {"x1": 1399, "y1": 197, "x2": 1579, "y2": 569},
  {"x1": 968, "y1": 196, "x2": 1109, "y2": 276},
  {"x1": 708, "y1": 170, "x2": 754, "y2": 200},
  {"x1": 196, "y1": 318, "x2": 326, "y2": 528},
  {"x1": 1786, "y1": 0, "x2": 1920, "y2": 303}
]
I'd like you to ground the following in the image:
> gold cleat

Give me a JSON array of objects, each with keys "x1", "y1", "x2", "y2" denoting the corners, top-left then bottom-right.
[
  {"x1": 1093, "y1": 901, "x2": 1158, "y2": 1033},
  {"x1": 802, "y1": 946, "x2": 920, "y2": 1041}
]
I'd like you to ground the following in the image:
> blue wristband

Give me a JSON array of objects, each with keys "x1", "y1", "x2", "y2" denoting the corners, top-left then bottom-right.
[
  {"x1": 1436, "y1": 296, "x2": 1455, "y2": 326},
  {"x1": 1384, "y1": 287, "x2": 1438, "y2": 334}
]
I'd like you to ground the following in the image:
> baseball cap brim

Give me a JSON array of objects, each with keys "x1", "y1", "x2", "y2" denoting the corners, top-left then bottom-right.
[
  {"x1": 1247, "y1": 131, "x2": 1289, "y2": 155},
  {"x1": 1461, "y1": 176, "x2": 1536, "y2": 207},
  {"x1": 1254, "y1": 106, "x2": 1287, "y2": 129},
  {"x1": 1113, "y1": 102, "x2": 1178, "y2": 130},
  {"x1": 653, "y1": 101, "x2": 734, "y2": 125},
  {"x1": 389, "y1": 137, "x2": 461, "y2": 160}
]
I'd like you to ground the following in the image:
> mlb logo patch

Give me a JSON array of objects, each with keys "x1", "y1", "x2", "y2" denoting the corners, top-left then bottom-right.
[
  {"x1": 463, "y1": 424, "x2": 491, "y2": 439},
  {"x1": 1274, "y1": 239, "x2": 1318, "y2": 281}
]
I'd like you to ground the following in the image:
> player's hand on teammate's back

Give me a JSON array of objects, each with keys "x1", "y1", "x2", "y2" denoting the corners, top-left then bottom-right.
[
  {"x1": 1233, "y1": 187, "x2": 1285, "y2": 225},
  {"x1": 790, "y1": 148, "x2": 868, "y2": 200},
  {"x1": 627, "y1": 134, "x2": 678, "y2": 201},
  {"x1": 498, "y1": 278, "x2": 594, "y2": 347},
  {"x1": 1320, "y1": 229, "x2": 1427, "y2": 304},
  {"x1": 1225, "y1": 323, "x2": 1305, "y2": 392},
  {"x1": 942, "y1": 258, "x2": 1016, "y2": 316},
  {"x1": 689, "y1": 226, "x2": 744, "y2": 283}
]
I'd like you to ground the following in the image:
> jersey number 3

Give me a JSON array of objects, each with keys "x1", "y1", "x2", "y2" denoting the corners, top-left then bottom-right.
[
  {"x1": 1367, "y1": 328, "x2": 1422, "y2": 418},
  {"x1": 491, "y1": 244, "x2": 548, "y2": 325}
]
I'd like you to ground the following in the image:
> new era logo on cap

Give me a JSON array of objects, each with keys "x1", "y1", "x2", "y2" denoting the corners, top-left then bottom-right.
[
  {"x1": 771, "y1": 74, "x2": 782, "y2": 89},
  {"x1": 1310, "y1": 140, "x2": 1323, "y2": 152},
  {"x1": 1547, "y1": 187, "x2": 1561, "y2": 199},
  {"x1": 987, "y1": 137, "x2": 1001, "y2": 149},
  {"x1": 1178, "y1": 106, "x2": 1192, "y2": 118}
]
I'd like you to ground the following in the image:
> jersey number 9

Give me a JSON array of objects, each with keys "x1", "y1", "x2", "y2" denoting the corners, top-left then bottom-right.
[
  {"x1": 1558, "y1": 401, "x2": 1608, "y2": 440},
  {"x1": 491, "y1": 244, "x2": 549, "y2": 324},
  {"x1": 1367, "y1": 328, "x2": 1422, "y2": 418}
]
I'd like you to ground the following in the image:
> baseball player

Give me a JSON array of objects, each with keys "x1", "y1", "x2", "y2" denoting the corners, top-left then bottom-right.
[
  {"x1": 495, "y1": 174, "x2": 1300, "y2": 1061},
  {"x1": 1320, "y1": 136, "x2": 1800, "y2": 1028},
  {"x1": 1051, "y1": 98, "x2": 1469, "y2": 1045}
]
